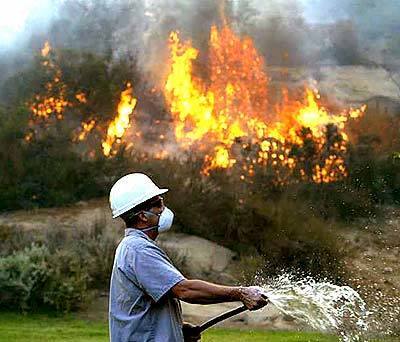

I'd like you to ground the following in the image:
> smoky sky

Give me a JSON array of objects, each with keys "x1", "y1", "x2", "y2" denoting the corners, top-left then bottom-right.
[{"x1": 0, "y1": 0, "x2": 399, "y2": 86}]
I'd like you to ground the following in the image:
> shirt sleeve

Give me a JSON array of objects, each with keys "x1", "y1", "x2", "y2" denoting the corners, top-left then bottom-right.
[{"x1": 133, "y1": 244, "x2": 185, "y2": 302}]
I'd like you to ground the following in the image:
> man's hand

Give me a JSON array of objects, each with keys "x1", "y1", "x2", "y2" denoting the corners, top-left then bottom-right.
[
  {"x1": 239, "y1": 286, "x2": 269, "y2": 311},
  {"x1": 171, "y1": 279, "x2": 269, "y2": 310},
  {"x1": 182, "y1": 322, "x2": 201, "y2": 342}
]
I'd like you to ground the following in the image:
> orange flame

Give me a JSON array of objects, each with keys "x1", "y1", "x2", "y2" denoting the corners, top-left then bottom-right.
[
  {"x1": 102, "y1": 83, "x2": 137, "y2": 157},
  {"x1": 164, "y1": 26, "x2": 366, "y2": 182},
  {"x1": 28, "y1": 42, "x2": 98, "y2": 145},
  {"x1": 165, "y1": 26, "x2": 270, "y2": 174},
  {"x1": 29, "y1": 41, "x2": 71, "y2": 120},
  {"x1": 75, "y1": 119, "x2": 96, "y2": 142},
  {"x1": 41, "y1": 41, "x2": 51, "y2": 58},
  {"x1": 75, "y1": 92, "x2": 87, "y2": 104},
  {"x1": 29, "y1": 42, "x2": 139, "y2": 156},
  {"x1": 165, "y1": 31, "x2": 215, "y2": 147}
]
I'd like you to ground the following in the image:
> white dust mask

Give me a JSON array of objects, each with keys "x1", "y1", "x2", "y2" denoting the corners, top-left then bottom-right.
[
  {"x1": 157, "y1": 207, "x2": 174, "y2": 232},
  {"x1": 141, "y1": 207, "x2": 174, "y2": 233}
]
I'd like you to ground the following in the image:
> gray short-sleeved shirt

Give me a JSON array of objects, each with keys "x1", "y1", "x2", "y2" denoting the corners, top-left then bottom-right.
[{"x1": 109, "y1": 229, "x2": 186, "y2": 342}]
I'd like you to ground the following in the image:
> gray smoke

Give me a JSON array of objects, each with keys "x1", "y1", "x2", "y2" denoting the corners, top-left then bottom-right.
[{"x1": 1, "y1": 0, "x2": 399, "y2": 91}]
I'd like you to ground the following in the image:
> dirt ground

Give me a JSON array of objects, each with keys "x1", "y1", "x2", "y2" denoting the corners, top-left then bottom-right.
[{"x1": 337, "y1": 207, "x2": 400, "y2": 333}]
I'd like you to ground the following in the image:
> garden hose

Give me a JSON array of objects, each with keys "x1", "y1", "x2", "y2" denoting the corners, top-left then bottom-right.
[{"x1": 198, "y1": 305, "x2": 248, "y2": 332}]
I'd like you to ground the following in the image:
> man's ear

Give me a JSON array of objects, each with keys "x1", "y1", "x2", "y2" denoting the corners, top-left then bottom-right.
[{"x1": 138, "y1": 212, "x2": 148, "y2": 222}]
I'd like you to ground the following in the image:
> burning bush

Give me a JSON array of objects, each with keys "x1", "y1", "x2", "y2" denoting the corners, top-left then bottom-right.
[
  {"x1": 0, "y1": 42, "x2": 138, "y2": 211},
  {"x1": 0, "y1": 104, "x2": 130, "y2": 211}
]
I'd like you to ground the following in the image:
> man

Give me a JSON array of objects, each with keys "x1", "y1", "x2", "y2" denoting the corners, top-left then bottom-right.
[{"x1": 109, "y1": 173, "x2": 268, "y2": 342}]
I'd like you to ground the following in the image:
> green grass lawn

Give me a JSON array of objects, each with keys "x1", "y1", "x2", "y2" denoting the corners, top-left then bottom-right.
[
  {"x1": 0, "y1": 312, "x2": 395, "y2": 342},
  {"x1": 0, "y1": 312, "x2": 336, "y2": 342}
]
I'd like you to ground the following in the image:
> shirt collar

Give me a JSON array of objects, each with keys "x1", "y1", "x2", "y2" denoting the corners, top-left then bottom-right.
[{"x1": 125, "y1": 228, "x2": 152, "y2": 241}]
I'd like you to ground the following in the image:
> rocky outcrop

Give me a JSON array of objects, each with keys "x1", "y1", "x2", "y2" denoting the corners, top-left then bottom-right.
[
  {"x1": 267, "y1": 65, "x2": 400, "y2": 105},
  {"x1": 158, "y1": 233, "x2": 237, "y2": 283}
]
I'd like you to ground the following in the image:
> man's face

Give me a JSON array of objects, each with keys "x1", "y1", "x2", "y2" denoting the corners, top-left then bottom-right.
[{"x1": 142, "y1": 196, "x2": 164, "y2": 227}]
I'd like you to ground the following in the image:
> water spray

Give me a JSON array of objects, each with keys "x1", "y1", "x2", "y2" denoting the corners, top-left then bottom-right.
[{"x1": 199, "y1": 275, "x2": 374, "y2": 341}]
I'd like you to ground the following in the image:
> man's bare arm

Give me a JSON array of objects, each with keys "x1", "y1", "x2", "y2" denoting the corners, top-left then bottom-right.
[
  {"x1": 171, "y1": 279, "x2": 242, "y2": 304},
  {"x1": 171, "y1": 279, "x2": 268, "y2": 310}
]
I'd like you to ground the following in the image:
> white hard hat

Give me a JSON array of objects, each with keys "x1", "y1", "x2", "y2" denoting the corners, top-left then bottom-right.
[{"x1": 109, "y1": 173, "x2": 168, "y2": 218}]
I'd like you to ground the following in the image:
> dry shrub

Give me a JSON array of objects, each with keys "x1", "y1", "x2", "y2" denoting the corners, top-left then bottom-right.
[
  {"x1": 0, "y1": 218, "x2": 119, "y2": 313},
  {"x1": 0, "y1": 243, "x2": 89, "y2": 313}
]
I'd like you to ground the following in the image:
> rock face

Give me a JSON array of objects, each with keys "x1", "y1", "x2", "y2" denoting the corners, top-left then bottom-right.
[
  {"x1": 157, "y1": 233, "x2": 236, "y2": 281},
  {"x1": 268, "y1": 65, "x2": 400, "y2": 105},
  {"x1": 316, "y1": 66, "x2": 400, "y2": 104}
]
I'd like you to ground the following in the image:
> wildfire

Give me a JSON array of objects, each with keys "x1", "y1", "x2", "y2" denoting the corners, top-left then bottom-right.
[
  {"x1": 75, "y1": 92, "x2": 87, "y2": 104},
  {"x1": 29, "y1": 41, "x2": 71, "y2": 120},
  {"x1": 165, "y1": 31, "x2": 215, "y2": 147},
  {"x1": 28, "y1": 42, "x2": 138, "y2": 157},
  {"x1": 164, "y1": 25, "x2": 366, "y2": 182},
  {"x1": 75, "y1": 119, "x2": 96, "y2": 142},
  {"x1": 102, "y1": 83, "x2": 137, "y2": 157},
  {"x1": 41, "y1": 41, "x2": 51, "y2": 58},
  {"x1": 28, "y1": 27, "x2": 367, "y2": 185},
  {"x1": 165, "y1": 26, "x2": 269, "y2": 175}
]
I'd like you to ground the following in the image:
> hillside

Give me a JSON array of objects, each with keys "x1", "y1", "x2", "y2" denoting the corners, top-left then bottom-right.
[{"x1": 1, "y1": 198, "x2": 398, "y2": 331}]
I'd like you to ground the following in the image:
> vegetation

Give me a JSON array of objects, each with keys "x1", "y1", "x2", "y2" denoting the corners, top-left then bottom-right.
[
  {"x1": 2, "y1": 312, "x2": 397, "y2": 341},
  {"x1": 0, "y1": 312, "x2": 340, "y2": 342},
  {"x1": 2, "y1": 140, "x2": 398, "y2": 314},
  {"x1": 1, "y1": 101, "x2": 400, "y2": 313},
  {"x1": 0, "y1": 221, "x2": 118, "y2": 312},
  {"x1": 0, "y1": 50, "x2": 132, "y2": 211}
]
